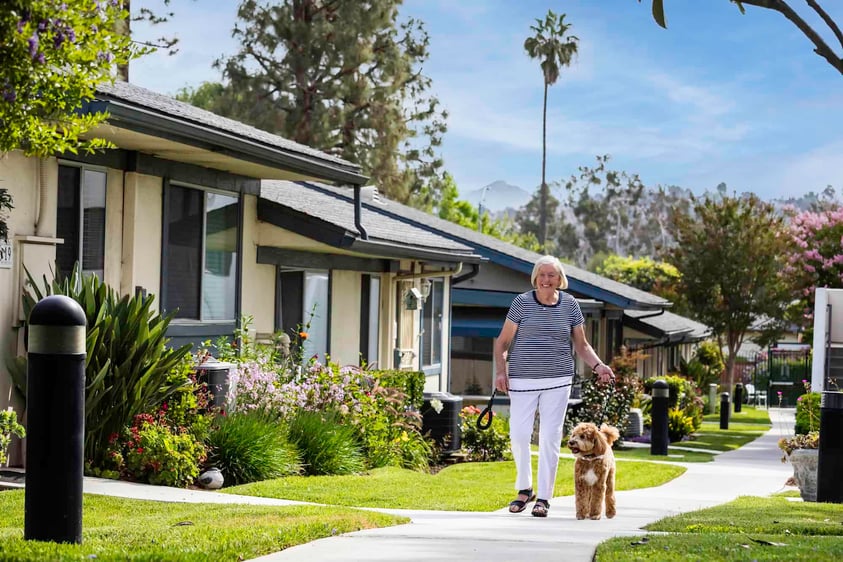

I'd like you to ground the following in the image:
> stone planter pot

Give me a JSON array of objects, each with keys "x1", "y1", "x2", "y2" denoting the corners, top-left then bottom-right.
[{"x1": 789, "y1": 448, "x2": 818, "y2": 502}]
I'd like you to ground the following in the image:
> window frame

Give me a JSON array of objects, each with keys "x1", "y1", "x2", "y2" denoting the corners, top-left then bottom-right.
[
  {"x1": 420, "y1": 278, "x2": 444, "y2": 376},
  {"x1": 161, "y1": 179, "x2": 242, "y2": 324},
  {"x1": 56, "y1": 162, "x2": 108, "y2": 280}
]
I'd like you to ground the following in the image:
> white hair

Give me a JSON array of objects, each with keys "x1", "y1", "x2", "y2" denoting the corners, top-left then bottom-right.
[{"x1": 530, "y1": 255, "x2": 568, "y2": 290}]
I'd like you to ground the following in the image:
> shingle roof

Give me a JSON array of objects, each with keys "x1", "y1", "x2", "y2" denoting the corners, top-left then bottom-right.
[
  {"x1": 260, "y1": 180, "x2": 481, "y2": 261},
  {"x1": 626, "y1": 309, "x2": 711, "y2": 341},
  {"x1": 92, "y1": 81, "x2": 366, "y2": 182},
  {"x1": 298, "y1": 182, "x2": 670, "y2": 309}
]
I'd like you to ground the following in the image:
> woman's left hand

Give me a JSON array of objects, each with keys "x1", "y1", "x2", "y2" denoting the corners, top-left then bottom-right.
[{"x1": 594, "y1": 363, "x2": 614, "y2": 384}]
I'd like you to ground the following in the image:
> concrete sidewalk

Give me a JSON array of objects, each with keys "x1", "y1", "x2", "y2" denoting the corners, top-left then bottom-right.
[
  {"x1": 0, "y1": 408, "x2": 797, "y2": 562},
  {"x1": 252, "y1": 408, "x2": 796, "y2": 562}
]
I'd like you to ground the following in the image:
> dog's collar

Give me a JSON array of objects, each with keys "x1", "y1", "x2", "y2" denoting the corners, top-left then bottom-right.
[{"x1": 579, "y1": 454, "x2": 604, "y2": 461}]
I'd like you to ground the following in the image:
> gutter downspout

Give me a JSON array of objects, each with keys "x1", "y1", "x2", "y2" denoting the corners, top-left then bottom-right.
[
  {"x1": 451, "y1": 263, "x2": 480, "y2": 285},
  {"x1": 353, "y1": 185, "x2": 368, "y2": 240},
  {"x1": 631, "y1": 308, "x2": 666, "y2": 321},
  {"x1": 393, "y1": 262, "x2": 463, "y2": 281}
]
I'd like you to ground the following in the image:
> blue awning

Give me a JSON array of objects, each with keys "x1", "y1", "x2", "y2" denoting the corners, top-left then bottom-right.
[{"x1": 451, "y1": 317, "x2": 504, "y2": 338}]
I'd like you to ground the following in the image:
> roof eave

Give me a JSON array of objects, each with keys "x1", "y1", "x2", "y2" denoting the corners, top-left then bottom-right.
[
  {"x1": 348, "y1": 239, "x2": 485, "y2": 264},
  {"x1": 84, "y1": 98, "x2": 369, "y2": 186}
]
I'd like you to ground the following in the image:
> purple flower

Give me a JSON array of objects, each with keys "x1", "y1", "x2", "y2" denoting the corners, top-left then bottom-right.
[
  {"x1": 27, "y1": 34, "x2": 38, "y2": 57},
  {"x1": 2, "y1": 89, "x2": 16, "y2": 103}
]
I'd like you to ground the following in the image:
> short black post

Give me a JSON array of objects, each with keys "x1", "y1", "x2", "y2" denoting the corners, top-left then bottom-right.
[
  {"x1": 650, "y1": 380, "x2": 669, "y2": 456},
  {"x1": 734, "y1": 383, "x2": 743, "y2": 413},
  {"x1": 719, "y1": 392, "x2": 730, "y2": 430},
  {"x1": 25, "y1": 295, "x2": 86, "y2": 544},
  {"x1": 817, "y1": 391, "x2": 843, "y2": 503}
]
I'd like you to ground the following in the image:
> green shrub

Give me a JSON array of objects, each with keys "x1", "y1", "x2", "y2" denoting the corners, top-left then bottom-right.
[
  {"x1": 566, "y1": 348, "x2": 643, "y2": 437},
  {"x1": 105, "y1": 413, "x2": 205, "y2": 488},
  {"x1": 0, "y1": 408, "x2": 25, "y2": 466},
  {"x1": 459, "y1": 405, "x2": 510, "y2": 462},
  {"x1": 23, "y1": 264, "x2": 192, "y2": 468},
  {"x1": 287, "y1": 410, "x2": 365, "y2": 475},
  {"x1": 795, "y1": 392, "x2": 821, "y2": 435},
  {"x1": 667, "y1": 409, "x2": 695, "y2": 442},
  {"x1": 644, "y1": 374, "x2": 704, "y2": 432},
  {"x1": 206, "y1": 412, "x2": 301, "y2": 486}
]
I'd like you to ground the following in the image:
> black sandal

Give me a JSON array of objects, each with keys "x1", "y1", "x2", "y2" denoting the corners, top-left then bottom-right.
[
  {"x1": 508, "y1": 488, "x2": 536, "y2": 513},
  {"x1": 531, "y1": 499, "x2": 550, "y2": 517}
]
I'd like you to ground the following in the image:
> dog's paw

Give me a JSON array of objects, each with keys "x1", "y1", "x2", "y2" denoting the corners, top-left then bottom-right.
[
  {"x1": 606, "y1": 512, "x2": 616, "y2": 519},
  {"x1": 589, "y1": 514, "x2": 602, "y2": 520}
]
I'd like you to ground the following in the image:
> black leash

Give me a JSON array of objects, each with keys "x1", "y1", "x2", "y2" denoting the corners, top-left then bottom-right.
[
  {"x1": 476, "y1": 389, "x2": 497, "y2": 430},
  {"x1": 476, "y1": 380, "x2": 578, "y2": 431}
]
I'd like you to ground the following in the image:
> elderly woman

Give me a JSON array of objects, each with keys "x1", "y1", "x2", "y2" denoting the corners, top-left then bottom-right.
[{"x1": 494, "y1": 255, "x2": 613, "y2": 517}]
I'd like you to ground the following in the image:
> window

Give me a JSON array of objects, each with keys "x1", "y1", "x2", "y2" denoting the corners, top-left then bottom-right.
[
  {"x1": 605, "y1": 311, "x2": 623, "y2": 363},
  {"x1": 420, "y1": 278, "x2": 444, "y2": 372},
  {"x1": 279, "y1": 269, "x2": 329, "y2": 365},
  {"x1": 164, "y1": 184, "x2": 239, "y2": 321},
  {"x1": 450, "y1": 335, "x2": 494, "y2": 395},
  {"x1": 56, "y1": 165, "x2": 106, "y2": 279},
  {"x1": 360, "y1": 274, "x2": 381, "y2": 368},
  {"x1": 577, "y1": 313, "x2": 601, "y2": 375}
]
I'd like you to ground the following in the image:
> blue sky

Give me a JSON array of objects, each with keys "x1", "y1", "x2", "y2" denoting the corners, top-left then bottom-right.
[{"x1": 131, "y1": 0, "x2": 843, "y2": 200}]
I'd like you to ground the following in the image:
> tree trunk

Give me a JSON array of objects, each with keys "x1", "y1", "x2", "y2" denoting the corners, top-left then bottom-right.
[
  {"x1": 539, "y1": 81, "x2": 548, "y2": 251},
  {"x1": 117, "y1": 0, "x2": 131, "y2": 81}
]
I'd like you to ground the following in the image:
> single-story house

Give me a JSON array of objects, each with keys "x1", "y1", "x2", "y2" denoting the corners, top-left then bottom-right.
[
  {"x1": 0, "y1": 80, "x2": 485, "y2": 433},
  {"x1": 277, "y1": 181, "x2": 711, "y2": 398}
]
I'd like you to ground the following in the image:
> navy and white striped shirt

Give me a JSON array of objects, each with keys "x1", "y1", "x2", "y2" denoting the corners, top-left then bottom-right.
[{"x1": 505, "y1": 290, "x2": 584, "y2": 390}]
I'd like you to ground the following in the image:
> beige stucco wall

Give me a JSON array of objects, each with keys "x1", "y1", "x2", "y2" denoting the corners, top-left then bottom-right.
[
  {"x1": 241, "y1": 195, "x2": 276, "y2": 336},
  {"x1": 330, "y1": 269, "x2": 361, "y2": 365},
  {"x1": 103, "y1": 169, "x2": 124, "y2": 291},
  {"x1": 0, "y1": 152, "x2": 50, "y2": 411},
  {"x1": 120, "y1": 172, "x2": 161, "y2": 306}
]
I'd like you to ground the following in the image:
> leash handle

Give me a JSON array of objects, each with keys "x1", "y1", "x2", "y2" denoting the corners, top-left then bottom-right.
[{"x1": 476, "y1": 389, "x2": 497, "y2": 430}]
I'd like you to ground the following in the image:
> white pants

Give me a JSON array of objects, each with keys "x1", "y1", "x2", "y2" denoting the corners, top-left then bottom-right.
[{"x1": 509, "y1": 385, "x2": 571, "y2": 501}]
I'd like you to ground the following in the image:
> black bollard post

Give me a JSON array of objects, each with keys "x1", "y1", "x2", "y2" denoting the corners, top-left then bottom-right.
[
  {"x1": 25, "y1": 295, "x2": 86, "y2": 544},
  {"x1": 817, "y1": 391, "x2": 843, "y2": 503},
  {"x1": 720, "y1": 392, "x2": 730, "y2": 430},
  {"x1": 650, "y1": 380, "x2": 669, "y2": 456},
  {"x1": 735, "y1": 383, "x2": 743, "y2": 414}
]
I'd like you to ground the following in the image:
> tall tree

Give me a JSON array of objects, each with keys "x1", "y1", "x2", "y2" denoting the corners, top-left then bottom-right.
[
  {"x1": 783, "y1": 207, "x2": 843, "y2": 338},
  {"x1": 514, "y1": 187, "x2": 571, "y2": 256},
  {"x1": 638, "y1": 0, "x2": 843, "y2": 75},
  {"x1": 594, "y1": 254, "x2": 689, "y2": 317},
  {"x1": 665, "y1": 193, "x2": 792, "y2": 394},
  {"x1": 196, "y1": 0, "x2": 446, "y2": 205},
  {"x1": 523, "y1": 10, "x2": 578, "y2": 251},
  {"x1": 560, "y1": 155, "x2": 645, "y2": 264}
]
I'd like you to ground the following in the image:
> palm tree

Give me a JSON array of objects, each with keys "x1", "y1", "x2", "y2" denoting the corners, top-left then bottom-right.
[{"x1": 524, "y1": 11, "x2": 578, "y2": 250}]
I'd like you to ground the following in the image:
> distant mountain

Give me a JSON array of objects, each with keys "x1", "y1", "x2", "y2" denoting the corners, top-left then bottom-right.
[{"x1": 463, "y1": 180, "x2": 532, "y2": 212}]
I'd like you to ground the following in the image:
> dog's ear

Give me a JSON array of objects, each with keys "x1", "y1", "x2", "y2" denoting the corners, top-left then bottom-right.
[
  {"x1": 600, "y1": 424, "x2": 621, "y2": 446},
  {"x1": 592, "y1": 427, "x2": 608, "y2": 455}
]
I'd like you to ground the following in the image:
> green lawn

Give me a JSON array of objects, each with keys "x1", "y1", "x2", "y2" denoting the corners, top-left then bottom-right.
[
  {"x1": 595, "y1": 495, "x2": 843, "y2": 561},
  {"x1": 703, "y1": 405, "x2": 772, "y2": 426},
  {"x1": 223, "y1": 459, "x2": 686, "y2": 511},
  {"x1": 0, "y1": 490, "x2": 406, "y2": 561}
]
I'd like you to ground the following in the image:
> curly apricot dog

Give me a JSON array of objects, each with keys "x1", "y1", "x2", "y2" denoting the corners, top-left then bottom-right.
[{"x1": 567, "y1": 422, "x2": 620, "y2": 520}]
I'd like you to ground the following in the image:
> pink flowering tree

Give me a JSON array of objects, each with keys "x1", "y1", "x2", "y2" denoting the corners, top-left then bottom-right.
[{"x1": 784, "y1": 208, "x2": 843, "y2": 334}]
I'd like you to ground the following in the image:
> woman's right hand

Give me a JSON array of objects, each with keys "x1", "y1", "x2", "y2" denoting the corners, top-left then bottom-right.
[{"x1": 494, "y1": 372, "x2": 509, "y2": 393}]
